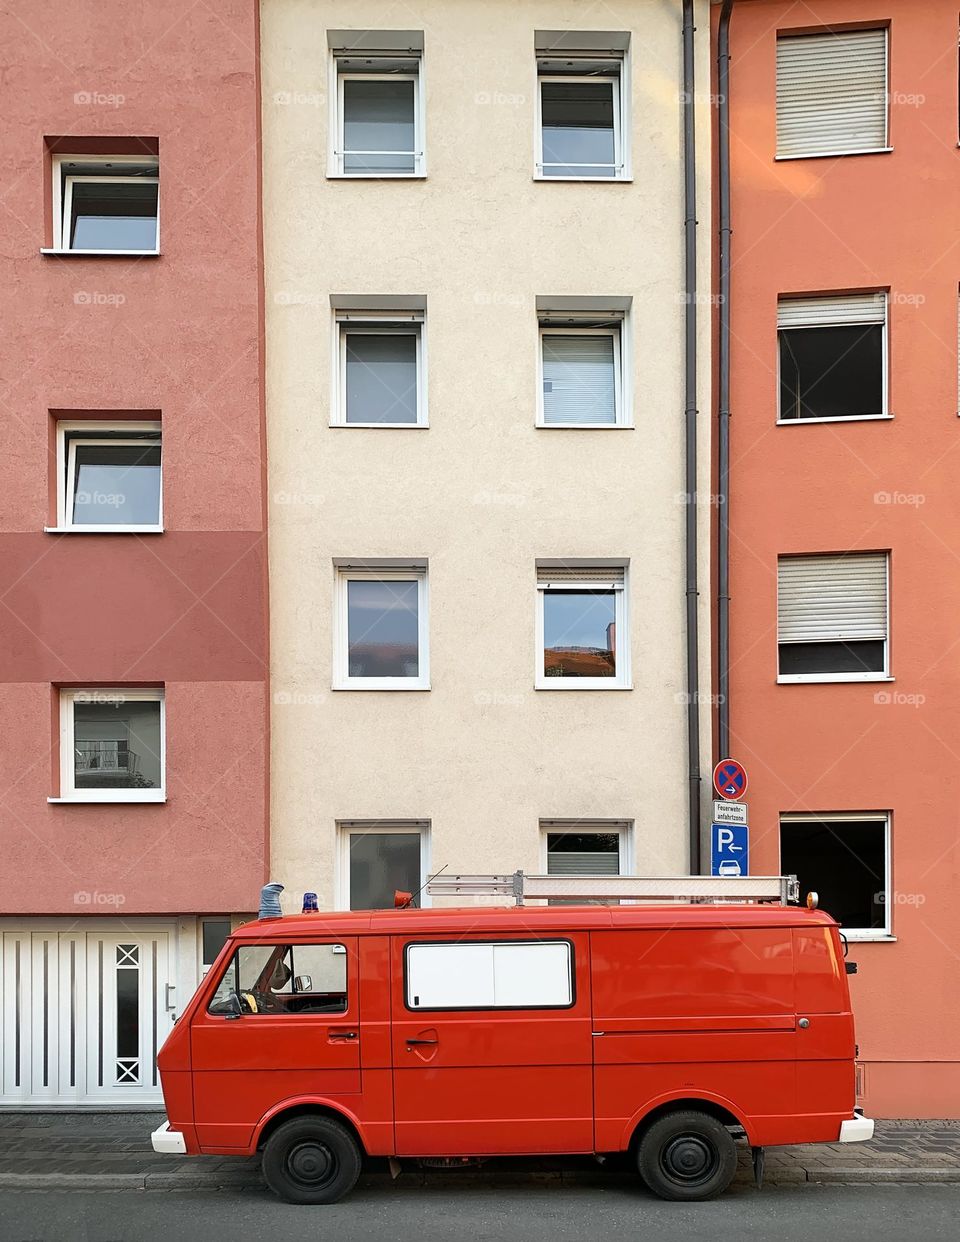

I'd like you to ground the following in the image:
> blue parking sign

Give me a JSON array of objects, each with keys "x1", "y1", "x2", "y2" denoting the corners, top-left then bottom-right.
[{"x1": 711, "y1": 823, "x2": 749, "y2": 877}]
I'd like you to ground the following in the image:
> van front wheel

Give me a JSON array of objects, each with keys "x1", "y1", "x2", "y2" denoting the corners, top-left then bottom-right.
[
  {"x1": 262, "y1": 1116, "x2": 362, "y2": 1205},
  {"x1": 637, "y1": 1110, "x2": 738, "y2": 1202}
]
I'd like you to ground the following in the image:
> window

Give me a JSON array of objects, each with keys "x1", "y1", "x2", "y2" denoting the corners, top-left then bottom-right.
[
  {"x1": 543, "y1": 821, "x2": 628, "y2": 875},
  {"x1": 776, "y1": 28, "x2": 888, "y2": 159},
  {"x1": 332, "y1": 304, "x2": 425, "y2": 426},
  {"x1": 52, "y1": 155, "x2": 159, "y2": 253},
  {"x1": 51, "y1": 421, "x2": 161, "y2": 531},
  {"x1": 536, "y1": 33, "x2": 630, "y2": 179},
  {"x1": 338, "y1": 822, "x2": 428, "y2": 910},
  {"x1": 334, "y1": 563, "x2": 429, "y2": 689},
  {"x1": 537, "y1": 299, "x2": 630, "y2": 426},
  {"x1": 778, "y1": 294, "x2": 887, "y2": 422},
  {"x1": 780, "y1": 814, "x2": 890, "y2": 939},
  {"x1": 328, "y1": 31, "x2": 424, "y2": 176},
  {"x1": 778, "y1": 553, "x2": 888, "y2": 680},
  {"x1": 536, "y1": 564, "x2": 629, "y2": 689},
  {"x1": 405, "y1": 941, "x2": 573, "y2": 1010},
  {"x1": 201, "y1": 920, "x2": 232, "y2": 973},
  {"x1": 208, "y1": 943, "x2": 348, "y2": 1014},
  {"x1": 57, "y1": 688, "x2": 164, "y2": 802}
]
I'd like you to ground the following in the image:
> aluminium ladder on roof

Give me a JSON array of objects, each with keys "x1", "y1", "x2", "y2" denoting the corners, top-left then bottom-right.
[{"x1": 426, "y1": 872, "x2": 801, "y2": 906}]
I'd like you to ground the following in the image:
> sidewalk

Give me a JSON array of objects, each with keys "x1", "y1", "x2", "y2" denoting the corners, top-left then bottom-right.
[{"x1": 1, "y1": 1112, "x2": 959, "y2": 1191}]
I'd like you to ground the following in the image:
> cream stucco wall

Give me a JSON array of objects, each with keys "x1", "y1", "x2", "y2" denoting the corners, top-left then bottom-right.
[{"x1": 261, "y1": 0, "x2": 713, "y2": 910}]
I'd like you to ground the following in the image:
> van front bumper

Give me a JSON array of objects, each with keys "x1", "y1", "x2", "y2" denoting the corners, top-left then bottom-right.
[
  {"x1": 151, "y1": 1120, "x2": 187, "y2": 1155},
  {"x1": 838, "y1": 1115, "x2": 875, "y2": 1143}
]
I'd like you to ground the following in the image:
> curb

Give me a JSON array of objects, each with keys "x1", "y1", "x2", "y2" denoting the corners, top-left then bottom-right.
[{"x1": 3, "y1": 1167, "x2": 960, "y2": 1191}]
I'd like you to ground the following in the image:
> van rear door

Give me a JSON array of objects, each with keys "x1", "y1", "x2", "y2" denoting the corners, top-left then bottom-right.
[{"x1": 391, "y1": 932, "x2": 593, "y2": 1156}]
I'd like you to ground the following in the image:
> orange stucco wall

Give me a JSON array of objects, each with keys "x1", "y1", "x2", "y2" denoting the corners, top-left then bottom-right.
[
  {"x1": 0, "y1": 0, "x2": 268, "y2": 915},
  {"x1": 721, "y1": 0, "x2": 960, "y2": 1116}
]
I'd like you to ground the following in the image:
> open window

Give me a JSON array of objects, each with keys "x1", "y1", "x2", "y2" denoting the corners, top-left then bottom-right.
[
  {"x1": 51, "y1": 420, "x2": 161, "y2": 532},
  {"x1": 56, "y1": 688, "x2": 165, "y2": 803},
  {"x1": 777, "y1": 552, "x2": 889, "y2": 681},
  {"x1": 328, "y1": 30, "x2": 424, "y2": 176},
  {"x1": 51, "y1": 154, "x2": 159, "y2": 253},
  {"x1": 535, "y1": 31, "x2": 630, "y2": 179},
  {"x1": 780, "y1": 813, "x2": 891, "y2": 939},
  {"x1": 778, "y1": 293, "x2": 887, "y2": 422},
  {"x1": 536, "y1": 563, "x2": 629, "y2": 689}
]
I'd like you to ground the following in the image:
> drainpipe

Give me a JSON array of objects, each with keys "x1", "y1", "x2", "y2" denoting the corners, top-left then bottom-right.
[
  {"x1": 717, "y1": 0, "x2": 735, "y2": 761},
  {"x1": 682, "y1": 0, "x2": 701, "y2": 873}
]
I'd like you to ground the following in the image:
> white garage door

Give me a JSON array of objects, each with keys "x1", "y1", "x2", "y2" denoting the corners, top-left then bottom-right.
[{"x1": 0, "y1": 923, "x2": 175, "y2": 1105}]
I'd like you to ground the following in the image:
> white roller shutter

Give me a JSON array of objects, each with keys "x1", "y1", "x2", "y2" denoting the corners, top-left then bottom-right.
[
  {"x1": 776, "y1": 29, "x2": 888, "y2": 158},
  {"x1": 541, "y1": 333, "x2": 617, "y2": 425},
  {"x1": 778, "y1": 553, "x2": 887, "y2": 644},
  {"x1": 537, "y1": 565, "x2": 625, "y2": 586},
  {"x1": 777, "y1": 292, "x2": 886, "y2": 330}
]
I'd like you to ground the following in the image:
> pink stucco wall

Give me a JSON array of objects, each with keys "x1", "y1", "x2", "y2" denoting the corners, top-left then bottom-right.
[{"x1": 0, "y1": 0, "x2": 267, "y2": 915}]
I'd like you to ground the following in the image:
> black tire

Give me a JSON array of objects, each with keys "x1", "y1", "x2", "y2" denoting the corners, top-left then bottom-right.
[
  {"x1": 637, "y1": 1109, "x2": 738, "y2": 1202},
  {"x1": 262, "y1": 1115, "x2": 362, "y2": 1205}
]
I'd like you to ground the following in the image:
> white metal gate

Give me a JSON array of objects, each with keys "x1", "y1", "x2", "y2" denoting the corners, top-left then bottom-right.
[{"x1": 0, "y1": 923, "x2": 175, "y2": 1105}]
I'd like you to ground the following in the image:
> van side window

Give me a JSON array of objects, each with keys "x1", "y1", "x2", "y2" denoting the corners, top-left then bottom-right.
[
  {"x1": 208, "y1": 943, "x2": 348, "y2": 1016},
  {"x1": 405, "y1": 940, "x2": 573, "y2": 1010}
]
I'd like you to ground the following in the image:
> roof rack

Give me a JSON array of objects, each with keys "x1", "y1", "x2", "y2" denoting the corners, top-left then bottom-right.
[{"x1": 426, "y1": 872, "x2": 800, "y2": 906}]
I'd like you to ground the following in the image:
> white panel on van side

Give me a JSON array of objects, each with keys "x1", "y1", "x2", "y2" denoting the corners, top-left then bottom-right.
[
  {"x1": 493, "y1": 942, "x2": 571, "y2": 1007},
  {"x1": 405, "y1": 941, "x2": 572, "y2": 1009},
  {"x1": 406, "y1": 943, "x2": 495, "y2": 1008}
]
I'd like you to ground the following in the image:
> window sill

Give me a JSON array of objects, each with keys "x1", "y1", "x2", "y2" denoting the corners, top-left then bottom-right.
[
  {"x1": 536, "y1": 423, "x2": 634, "y2": 430},
  {"x1": 534, "y1": 175, "x2": 633, "y2": 183},
  {"x1": 329, "y1": 422, "x2": 428, "y2": 429},
  {"x1": 774, "y1": 148, "x2": 893, "y2": 161},
  {"x1": 44, "y1": 525, "x2": 164, "y2": 534},
  {"x1": 536, "y1": 682, "x2": 633, "y2": 691},
  {"x1": 333, "y1": 683, "x2": 431, "y2": 692},
  {"x1": 776, "y1": 415, "x2": 894, "y2": 426},
  {"x1": 48, "y1": 793, "x2": 167, "y2": 804},
  {"x1": 326, "y1": 173, "x2": 426, "y2": 181},
  {"x1": 842, "y1": 933, "x2": 897, "y2": 943},
  {"x1": 40, "y1": 248, "x2": 161, "y2": 258},
  {"x1": 777, "y1": 675, "x2": 894, "y2": 685}
]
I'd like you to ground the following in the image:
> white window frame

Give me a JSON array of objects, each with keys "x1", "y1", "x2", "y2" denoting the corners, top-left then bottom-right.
[
  {"x1": 47, "y1": 420, "x2": 163, "y2": 533},
  {"x1": 329, "y1": 59, "x2": 425, "y2": 178},
  {"x1": 334, "y1": 565, "x2": 430, "y2": 690},
  {"x1": 539, "y1": 819, "x2": 633, "y2": 873},
  {"x1": 404, "y1": 940, "x2": 574, "y2": 1010},
  {"x1": 535, "y1": 60, "x2": 630, "y2": 181},
  {"x1": 53, "y1": 687, "x2": 166, "y2": 804},
  {"x1": 49, "y1": 155, "x2": 160, "y2": 255},
  {"x1": 335, "y1": 820, "x2": 431, "y2": 911},
  {"x1": 777, "y1": 553, "x2": 890, "y2": 685},
  {"x1": 537, "y1": 323, "x2": 627, "y2": 428},
  {"x1": 779, "y1": 812, "x2": 892, "y2": 941},
  {"x1": 331, "y1": 313, "x2": 427, "y2": 427},
  {"x1": 535, "y1": 567, "x2": 630, "y2": 690},
  {"x1": 776, "y1": 295, "x2": 889, "y2": 425}
]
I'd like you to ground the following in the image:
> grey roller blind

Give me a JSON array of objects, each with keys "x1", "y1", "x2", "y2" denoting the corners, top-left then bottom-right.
[
  {"x1": 777, "y1": 292, "x2": 886, "y2": 329},
  {"x1": 776, "y1": 29, "x2": 888, "y2": 158},
  {"x1": 537, "y1": 566, "x2": 625, "y2": 585},
  {"x1": 542, "y1": 333, "x2": 616, "y2": 424},
  {"x1": 547, "y1": 849, "x2": 620, "y2": 875},
  {"x1": 778, "y1": 554, "x2": 887, "y2": 643}
]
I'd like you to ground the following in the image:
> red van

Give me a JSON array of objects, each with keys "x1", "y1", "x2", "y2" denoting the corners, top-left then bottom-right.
[{"x1": 152, "y1": 897, "x2": 872, "y2": 1203}]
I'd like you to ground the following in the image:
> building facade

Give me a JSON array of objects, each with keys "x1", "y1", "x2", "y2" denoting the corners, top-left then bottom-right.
[
  {"x1": 719, "y1": 0, "x2": 960, "y2": 1115},
  {"x1": 261, "y1": 1, "x2": 713, "y2": 913},
  {"x1": 0, "y1": 0, "x2": 268, "y2": 1105}
]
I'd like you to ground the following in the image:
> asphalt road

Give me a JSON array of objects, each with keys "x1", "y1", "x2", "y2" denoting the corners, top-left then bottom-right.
[{"x1": 4, "y1": 1181, "x2": 960, "y2": 1242}]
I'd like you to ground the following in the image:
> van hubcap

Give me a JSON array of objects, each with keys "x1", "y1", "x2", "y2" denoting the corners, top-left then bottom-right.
[
  {"x1": 662, "y1": 1135, "x2": 717, "y2": 1184},
  {"x1": 287, "y1": 1140, "x2": 335, "y2": 1187}
]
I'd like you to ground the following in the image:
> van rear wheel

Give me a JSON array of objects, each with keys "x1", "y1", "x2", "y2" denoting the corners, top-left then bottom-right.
[
  {"x1": 262, "y1": 1116, "x2": 362, "y2": 1205},
  {"x1": 637, "y1": 1110, "x2": 737, "y2": 1202}
]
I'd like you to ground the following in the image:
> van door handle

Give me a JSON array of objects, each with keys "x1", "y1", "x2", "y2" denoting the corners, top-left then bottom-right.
[
  {"x1": 329, "y1": 1030, "x2": 358, "y2": 1041},
  {"x1": 406, "y1": 1037, "x2": 438, "y2": 1046}
]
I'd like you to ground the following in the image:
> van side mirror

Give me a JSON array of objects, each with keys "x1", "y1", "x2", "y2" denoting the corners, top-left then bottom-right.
[{"x1": 293, "y1": 975, "x2": 313, "y2": 993}]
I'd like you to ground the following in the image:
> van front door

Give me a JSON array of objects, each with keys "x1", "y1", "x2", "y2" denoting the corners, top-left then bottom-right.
[
  {"x1": 391, "y1": 933, "x2": 593, "y2": 1156},
  {"x1": 191, "y1": 937, "x2": 361, "y2": 1149}
]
